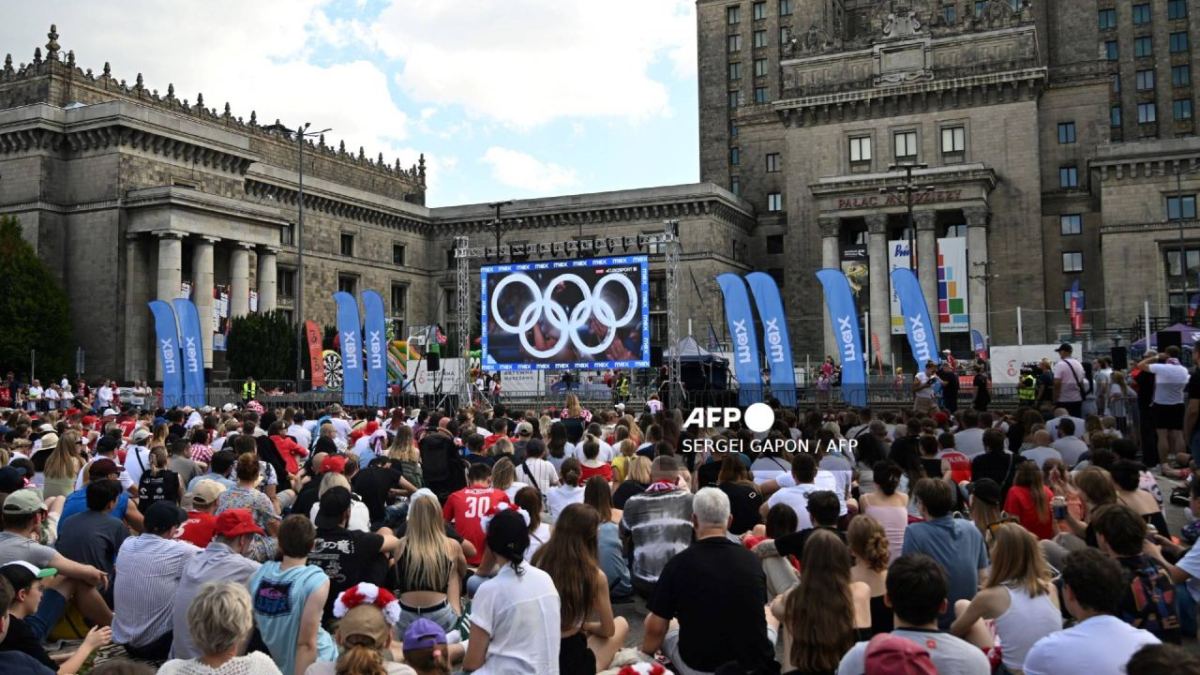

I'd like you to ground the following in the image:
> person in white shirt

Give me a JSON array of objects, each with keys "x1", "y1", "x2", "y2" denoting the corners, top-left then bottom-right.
[
  {"x1": 761, "y1": 453, "x2": 823, "y2": 531},
  {"x1": 1094, "y1": 358, "x2": 1113, "y2": 415},
  {"x1": 286, "y1": 411, "x2": 312, "y2": 450},
  {"x1": 122, "y1": 428, "x2": 155, "y2": 487},
  {"x1": 44, "y1": 386, "x2": 60, "y2": 410},
  {"x1": 1052, "y1": 344, "x2": 1086, "y2": 418},
  {"x1": 1023, "y1": 548, "x2": 1159, "y2": 675},
  {"x1": 1051, "y1": 419, "x2": 1089, "y2": 467},
  {"x1": 545, "y1": 459, "x2": 585, "y2": 523},
  {"x1": 326, "y1": 405, "x2": 353, "y2": 441},
  {"x1": 953, "y1": 409, "x2": 987, "y2": 459},
  {"x1": 1138, "y1": 346, "x2": 1190, "y2": 469},
  {"x1": 1020, "y1": 430, "x2": 1063, "y2": 470},
  {"x1": 96, "y1": 382, "x2": 114, "y2": 411},
  {"x1": 1046, "y1": 408, "x2": 1086, "y2": 440},
  {"x1": 515, "y1": 439, "x2": 559, "y2": 493}
]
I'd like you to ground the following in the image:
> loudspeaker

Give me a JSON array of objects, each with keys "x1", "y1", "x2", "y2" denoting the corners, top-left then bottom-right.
[
  {"x1": 650, "y1": 346, "x2": 663, "y2": 368},
  {"x1": 426, "y1": 352, "x2": 441, "y2": 372},
  {"x1": 1110, "y1": 346, "x2": 1128, "y2": 371},
  {"x1": 1157, "y1": 331, "x2": 1183, "y2": 352}
]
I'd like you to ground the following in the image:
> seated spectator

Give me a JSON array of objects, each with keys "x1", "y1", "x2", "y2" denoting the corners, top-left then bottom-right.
[
  {"x1": 174, "y1": 479, "x2": 225, "y2": 548},
  {"x1": 761, "y1": 452, "x2": 821, "y2": 530},
  {"x1": 400, "y1": 619, "x2": 458, "y2": 675},
  {"x1": 0, "y1": 575, "x2": 57, "y2": 674},
  {"x1": 901, "y1": 478, "x2": 989, "y2": 629},
  {"x1": 58, "y1": 459, "x2": 143, "y2": 533},
  {"x1": 971, "y1": 428, "x2": 1018, "y2": 493},
  {"x1": 159, "y1": 582, "x2": 281, "y2": 675},
  {"x1": 742, "y1": 503, "x2": 801, "y2": 598},
  {"x1": 1125, "y1": 643, "x2": 1200, "y2": 675},
  {"x1": 214, "y1": 452, "x2": 281, "y2": 562},
  {"x1": 1004, "y1": 460, "x2": 1055, "y2": 540},
  {"x1": 582, "y1": 477, "x2": 632, "y2": 600},
  {"x1": 306, "y1": 584, "x2": 438, "y2": 675},
  {"x1": 442, "y1": 462, "x2": 510, "y2": 567},
  {"x1": 937, "y1": 432, "x2": 973, "y2": 484},
  {"x1": 1091, "y1": 504, "x2": 1180, "y2": 643},
  {"x1": 269, "y1": 420, "x2": 308, "y2": 477},
  {"x1": 310, "y1": 486, "x2": 400, "y2": 627},
  {"x1": 514, "y1": 487, "x2": 551, "y2": 562},
  {"x1": 166, "y1": 438, "x2": 201, "y2": 490},
  {"x1": 1023, "y1": 548, "x2": 1161, "y2": 675},
  {"x1": 715, "y1": 454, "x2": 763, "y2": 536},
  {"x1": 848, "y1": 515, "x2": 893, "y2": 638},
  {"x1": 169, "y1": 509, "x2": 264, "y2": 660},
  {"x1": 950, "y1": 523, "x2": 1062, "y2": 672},
  {"x1": 766, "y1": 490, "x2": 844, "y2": 561},
  {"x1": 640, "y1": 487, "x2": 777, "y2": 674},
  {"x1": 578, "y1": 436, "x2": 613, "y2": 483},
  {"x1": 838, "y1": 553, "x2": 990, "y2": 674},
  {"x1": 462, "y1": 508, "x2": 561, "y2": 673},
  {"x1": 394, "y1": 497, "x2": 466, "y2": 636},
  {"x1": 0, "y1": 561, "x2": 112, "y2": 673},
  {"x1": 490, "y1": 458, "x2": 528, "y2": 503},
  {"x1": 305, "y1": 469, "x2": 372, "y2": 533},
  {"x1": 1111, "y1": 459, "x2": 1170, "y2": 536},
  {"x1": 185, "y1": 449, "x2": 237, "y2": 492},
  {"x1": 110, "y1": 501, "x2": 200, "y2": 660},
  {"x1": 1021, "y1": 430, "x2": 1063, "y2": 470},
  {"x1": 187, "y1": 427, "x2": 213, "y2": 466},
  {"x1": 545, "y1": 458, "x2": 586, "y2": 523},
  {"x1": 612, "y1": 455, "x2": 650, "y2": 510},
  {"x1": 249, "y1": 515, "x2": 338, "y2": 675},
  {"x1": 620, "y1": 455, "x2": 694, "y2": 594},
  {"x1": 137, "y1": 446, "x2": 182, "y2": 508},
  {"x1": 515, "y1": 438, "x2": 560, "y2": 495},
  {"x1": 1052, "y1": 419, "x2": 1089, "y2": 467},
  {"x1": 859, "y1": 460, "x2": 909, "y2": 562},
  {"x1": 54, "y1": 479, "x2": 128, "y2": 605}
]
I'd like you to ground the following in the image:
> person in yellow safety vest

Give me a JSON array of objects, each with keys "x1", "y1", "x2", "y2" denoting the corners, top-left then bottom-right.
[
  {"x1": 616, "y1": 371, "x2": 630, "y2": 403},
  {"x1": 1017, "y1": 370, "x2": 1036, "y2": 404},
  {"x1": 242, "y1": 376, "x2": 258, "y2": 402}
]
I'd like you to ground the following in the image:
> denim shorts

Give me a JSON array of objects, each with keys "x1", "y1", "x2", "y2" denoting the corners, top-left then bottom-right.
[
  {"x1": 394, "y1": 603, "x2": 458, "y2": 638},
  {"x1": 25, "y1": 588, "x2": 67, "y2": 641}
]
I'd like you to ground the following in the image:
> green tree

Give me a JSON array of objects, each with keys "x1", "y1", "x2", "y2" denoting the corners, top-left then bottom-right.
[
  {"x1": 225, "y1": 310, "x2": 298, "y2": 380},
  {"x1": 0, "y1": 216, "x2": 72, "y2": 376}
]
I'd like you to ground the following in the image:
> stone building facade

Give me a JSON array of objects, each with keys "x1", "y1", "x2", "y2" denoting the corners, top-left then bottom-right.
[
  {"x1": 0, "y1": 27, "x2": 750, "y2": 382},
  {"x1": 699, "y1": 0, "x2": 1200, "y2": 363}
]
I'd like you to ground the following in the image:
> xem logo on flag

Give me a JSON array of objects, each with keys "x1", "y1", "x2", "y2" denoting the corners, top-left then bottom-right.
[
  {"x1": 342, "y1": 331, "x2": 360, "y2": 370},
  {"x1": 160, "y1": 338, "x2": 177, "y2": 374},
  {"x1": 836, "y1": 315, "x2": 859, "y2": 364},
  {"x1": 732, "y1": 319, "x2": 754, "y2": 365}
]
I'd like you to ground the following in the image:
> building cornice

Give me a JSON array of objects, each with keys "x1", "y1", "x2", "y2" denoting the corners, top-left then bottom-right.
[
  {"x1": 1091, "y1": 137, "x2": 1200, "y2": 183},
  {"x1": 810, "y1": 163, "x2": 999, "y2": 196},
  {"x1": 124, "y1": 185, "x2": 288, "y2": 227}
]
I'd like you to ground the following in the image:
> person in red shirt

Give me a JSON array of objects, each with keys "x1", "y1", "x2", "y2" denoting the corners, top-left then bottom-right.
[
  {"x1": 579, "y1": 436, "x2": 613, "y2": 482},
  {"x1": 176, "y1": 479, "x2": 225, "y2": 548},
  {"x1": 482, "y1": 418, "x2": 510, "y2": 451},
  {"x1": 268, "y1": 420, "x2": 308, "y2": 476},
  {"x1": 1003, "y1": 460, "x2": 1055, "y2": 540},
  {"x1": 443, "y1": 463, "x2": 510, "y2": 566},
  {"x1": 937, "y1": 432, "x2": 973, "y2": 485}
]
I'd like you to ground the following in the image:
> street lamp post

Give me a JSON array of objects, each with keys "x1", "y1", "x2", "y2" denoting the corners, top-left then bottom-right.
[
  {"x1": 295, "y1": 122, "x2": 332, "y2": 393},
  {"x1": 487, "y1": 200, "x2": 512, "y2": 259},
  {"x1": 883, "y1": 162, "x2": 932, "y2": 270}
]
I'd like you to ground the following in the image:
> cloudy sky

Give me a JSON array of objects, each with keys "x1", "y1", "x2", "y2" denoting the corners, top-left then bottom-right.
[{"x1": 1, "y1": 0, "x2": 700, "y2": 206}]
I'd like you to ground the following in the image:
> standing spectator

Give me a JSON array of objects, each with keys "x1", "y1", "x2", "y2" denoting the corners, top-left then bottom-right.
[
  {"x1": 913, "y1": 361, "x2": 939, "y2": 414},
  {"x1": 1054, "y1": 344, "x2": 1087, "y2": 418},
  {"x1": 972, "y1": 363, "x2": 992, "y2": 412},
  {"x1": 1138, "y1": 346, "x2": 1189, "y2": 470},
  {"x1": 169, "y1": 510, "x2": 263, "y2": 660},
  {"x1": 159, "y1": 582, "x2": 280, "y2": 675},
  {"x1": 442, "y1": 463, "x2": 510, "y2": 566},
  {"x1": 640, "y1": 488, "x2": 777, "y2": 674},
  {"x1": 1133, "y1": 354, "x2": 1158, "y2": 468},
  {"x1": 620, "y1": 455, "x2": 694, "y2": 594},
  {"x1": 901, "y1": 478, "x2": 989, "y2": 629},
  {"x1": 462, "y1": 508, "x2": 561, "y2": 674},
  {"x1": 1023, "y1": 549, "x2": 1161, "y2": 675},
  {"x1": 111, "y1": 502, "x2": 201, "y2": 660},
  {"x1": 249, "y1": 515, "x2": 337, "y2": 675}
]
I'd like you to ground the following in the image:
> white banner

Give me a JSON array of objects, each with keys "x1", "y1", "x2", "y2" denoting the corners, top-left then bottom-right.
[
  {"x1": 406, "y1": 358, "x2": 465, "y2": 394},
  {"x1": 990, "y1": 343, "x2": 1082, "y2": 385},
  {"x1": 498, "y1": 370, "x2": 544, "y2": 395}
]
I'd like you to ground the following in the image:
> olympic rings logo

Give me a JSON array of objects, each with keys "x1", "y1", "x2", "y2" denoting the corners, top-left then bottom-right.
[{"x1": 490, "y1": 272, "x2": 639, "y2": 359}]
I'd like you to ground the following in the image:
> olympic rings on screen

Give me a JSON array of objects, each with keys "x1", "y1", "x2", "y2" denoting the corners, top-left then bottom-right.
[{"x1": 490, "y1": 272, "x2": 640, "y2": 359}]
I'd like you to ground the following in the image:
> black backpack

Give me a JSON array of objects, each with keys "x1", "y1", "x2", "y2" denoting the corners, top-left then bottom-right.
[{"x1": 139, "y1": 468, "x2": 181, "y2": 507}]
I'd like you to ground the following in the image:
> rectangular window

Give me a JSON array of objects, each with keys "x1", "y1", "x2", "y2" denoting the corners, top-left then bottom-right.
[
  {"x1": 780, "y1": 26, "x2": 790, "y2": 45},
  {"x1": 1058, "y1": 121, "x2": 1077, "y2": 144},
  {"x1": 1113, "y1": 73, "x2": 1121, "y2": 93},
  {"x1": 1174, "y1": 64, "x2": 1192, "y2": 86},
  {"x1": 766, "y1": 234, "x2": 785, "y2": 254},
  {"x1": 390, "y1": 284, "x2": 407, "y2": 339},
  {"x1": 277, "y1": 268, "x2": 296, "y2": 298},
  {"x1": 1175, "y1": 99, "x2": 1194, "y2": 120},
  {"x1": 731, "y1": 175, "x2": 741, "y2": 197},
  {"x1": 767, "y1": 192, "x2": 783, "y2": 212},
  {"x1": 1136, "y1": 69, "x2": 1156, "y2": 91},
  {"x1": 1062, "y1": 252, "x2": 1083, "y2": 272},
  {"x1": 729, "y1": 62, "x2": 741, "y2": 80},
  {"x1": 727, "y1": 6, "x2": 740, "y2": 24},
  {"x1": 392, "y1": 243, "x2": 406, "y2": 266},
  {"x1": 1171, "y1": 32, "x2": 1190, "y2": 53},
  {"x1": 894, "y1": 130, "x2": 918, "y2": 161},
  {"x1": 728, "y1": 90, "x2": 741, "y2": 108},
  {"x1": 280, "y1": 223, "x2": 294, "y2": 246},
  {"x1": 766, "y1": 152, "x2": 781, "y2": 172},
  {"x1": 730, "y1": 146, "x2": 740, "y2": 165},
  {"x1": 941, "y1": 126, "x2": 965, "y2": 163},
  {"x1": 754, "y1": 58, "x2": 768, "y2": 77},
  {"x1": 1060, "y1": 166, "x2": 1079, "y2": 188},
  {"x1": 1135, "y1": 36, "x2": 1153, "y2": 57},
  {"x1": 753, "y1": 1, "x2": 766, "y2": 21},
  {"x1": 340, "y1": 233, "x2": 355, "y2": 257},
  {"x1": 446, "y1": 247, "x2": 456, "y2": 269},
  {"x1": 337, "y1": 274, "x2": 357, "y2": 295},
  {"x1": 1060, "y1": 214, "x2": 1083, "y2": 235},
  {"x1": 849, "y1": 135, "x2": 872, "y2": 164},
  {"x1": 730, "y1": 121, "x2": 739, "y2": 138},
  {"x1": 1112, "y1": 105, "x2": 1123, "y2": 127},
  {"x1": 1168, "y1": 194, "x2": 1198, "y2": 220},
  {"x1": 1105, "y1": 40, "x2": 1119, "y2": 60},
  {"x1": 1139, "y1": 102, "x2": 1158, "y2": 123},
  {"x1": 1170, "y1": 0, "x2": 1188, "y2": 20},
  {"x1": 754, "y1": 86, "x2": 769, "y2": 104},
  {"x1": 780, "y1": 0, "x2": 793, "y2": 16},
  {"x1": 975, "y1": 1, "x2": 987, "y2": 17},
  {"x1": 1132, "y1": 3, "x2": 1151, "y2": 25},
  {"x1": 753, "y1": 29, "x2": 768, "y2": 48},
  {"x1": 728, "y1": 34, "x2": 742, "y2": 52},
  {"x1": 943, "y1": 5, "x2": 957, "y2": 25},
  {"x1": 1099, "y1": 8, "x2": 1117, "y2": 29}
]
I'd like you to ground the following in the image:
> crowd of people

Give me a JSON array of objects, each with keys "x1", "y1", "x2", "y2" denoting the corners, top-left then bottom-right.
[{"x1": 0, "y1": 347, "x2": 1199, "y2": 673}]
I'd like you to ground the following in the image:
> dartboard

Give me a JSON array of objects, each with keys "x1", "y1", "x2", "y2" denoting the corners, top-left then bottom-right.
[{"x1": 322, "y1": 350, "x2": 343, "y2": 389}]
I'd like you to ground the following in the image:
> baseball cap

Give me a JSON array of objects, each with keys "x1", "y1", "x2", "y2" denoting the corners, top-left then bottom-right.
[
  {"x1": 102, "y1": 408, "x2": 119, "y2": 417},
  {"x1": 3, "y1": 489, "x2": 47, "y2": 515},
  {"x1": 37, "y1": 432, "x2": 59, "y2": 450},
  {"x1": 1056, "y1": 343, "x2": 1073, "y2": 353},
  {"x1": 314, "y1": 486, "x2": 353, "y2": 528},
  {"x1": 88, "y1": 458, "x2": 124, "y2": 480},
  {"x1": 0, "y1": 561, "x2": 57, "y2": 592},
  {"x1": 130, "y1": 427, "x2": 153, "y2": 444},
  {"x1": 0, "y1": 466, "x2": 27, "y2": 493},
  {"x1": 515, "y1": 421, "x2": 533, "y2": 437},
  {"x1": 37, "y1": 423, "x2": 54, "y2": 434},
  {"x1": 143, "y1": 501, "x2": 188, "y2": 534},
  {"x1": 221, "y1": 402, "x2": 238, "y2": 413},
  {"x1": 190, "y1": 479, "x2": 227, "y2": 508},
  {"x1": 403, "y1": 617, "x2": 448, "y2": 652},
  {"x1": 321, "y1": 455, "x2": 348, "y2": 474},
  {"x1": 214, "y1": 508, "x2": 265, "y2": 537},
  {"x1": 199, "y1": 405, "x2": 215, "y2": 414},
  {"x1": 969, "y1": 478, "x2": 1002, "y2": 507},
  {"x1": 863, "y1": 633, "x2": 936, "y2": 675}
]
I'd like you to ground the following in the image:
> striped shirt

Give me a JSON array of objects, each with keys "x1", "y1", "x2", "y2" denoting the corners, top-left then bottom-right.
[{"x1": 112, "y1": 534, "x2": 201, "y2": 648}]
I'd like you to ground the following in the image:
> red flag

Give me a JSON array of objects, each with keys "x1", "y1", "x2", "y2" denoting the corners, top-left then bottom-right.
[{"x1": 305, "y1": 320, "x2": 325, "y2": 389}]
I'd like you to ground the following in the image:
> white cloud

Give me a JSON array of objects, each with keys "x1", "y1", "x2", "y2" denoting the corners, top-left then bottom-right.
[
  {"x1": 369, "y1": 0, "x2": 695, "y2": 128},
  {"x1": 481, "y1": 147, "x2": 578, "y2": 193},
  {"x1": 0, "y1": 2, "x2": 409, "y2": 163}
]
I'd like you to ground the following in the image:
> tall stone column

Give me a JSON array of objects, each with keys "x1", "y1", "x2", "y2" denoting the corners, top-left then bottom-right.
[
  {"x1": 230, "y1": 243, "x2": 251, "y2": 318},
  {"x1": 866, "y1": 213, "x2": 891, "y2": 373},
  {"x1": 819, "y1": 215, "x2": 841, "y2": 363},
  {"x1": 965, "y1": 206, "x2": 990, "y2": 341},
  {"x1": 124, "y1": 235, "x2": 150, "y2": 382},
  {"x1": 192, "y1": 237, "x2": 217, "y2": 369},
  {"x1": 914, "y1": 211, "x2": 938, "y2": 333},
  {"x1": 154, "y1": 232, "x2": 183, "y2": 381},
  {"x1": 257, "y1": 247, "x2": 278, "y2": 313}
]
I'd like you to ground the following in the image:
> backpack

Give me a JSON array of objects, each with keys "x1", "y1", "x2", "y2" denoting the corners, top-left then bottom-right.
[{"x1": 139, "y1": 468, "x2": 181, "y2": 507}]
